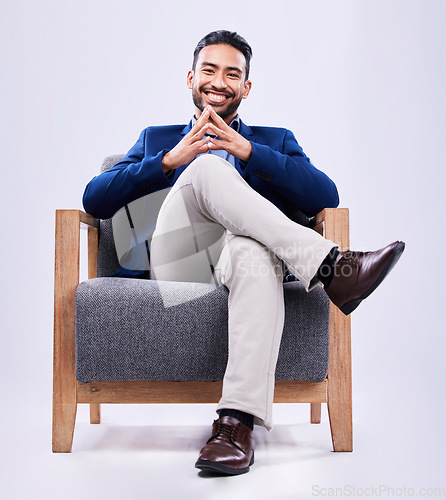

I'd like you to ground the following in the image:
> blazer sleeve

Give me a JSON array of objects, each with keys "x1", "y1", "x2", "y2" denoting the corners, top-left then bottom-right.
[
  {"x1": 243, "y1": 129, "x2": 339, "y2": 216},
  {"x1": 82, "y1": 129, "x2": 174, "y2": 219}
]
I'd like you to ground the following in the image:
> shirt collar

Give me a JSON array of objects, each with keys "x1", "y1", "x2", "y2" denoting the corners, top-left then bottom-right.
[{"x1": 191, "y1": 113, "x2": 241, "y2": 132}]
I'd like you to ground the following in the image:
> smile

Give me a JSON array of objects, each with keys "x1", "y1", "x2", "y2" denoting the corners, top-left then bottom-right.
[{"x1": 204, "y1": 91, "x2": 230, "y2": 103}]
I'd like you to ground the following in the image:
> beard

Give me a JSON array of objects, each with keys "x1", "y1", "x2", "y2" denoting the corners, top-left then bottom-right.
[{"x1": 192, "y1": 85, "x2": 243, "y2": 120}]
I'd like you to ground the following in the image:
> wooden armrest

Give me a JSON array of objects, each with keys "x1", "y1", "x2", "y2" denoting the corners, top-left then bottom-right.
[
  {"x1": 55, "y1": 210, "x2": 99, "y2": 282},
  {"x1": 313, "y1": 208, "x2": 349, "y2": 251},
  {"x1": 80, "y1": 211, "x2": 100, "y2": 228},
  {"x1": 55, "y1": 209, "x2": 99, "y2": 229}
]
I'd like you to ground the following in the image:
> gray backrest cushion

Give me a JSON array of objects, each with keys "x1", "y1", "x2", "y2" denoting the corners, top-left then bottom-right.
[
  {"x1": 100, "y1": 154, "x2": 125, "y2": 173},
  {"x1": 97, "y1": 155, "x2": 125, "y2": 277},
  {"x1": 95, "y1": 155, "x2": 313, "y2": 277}
]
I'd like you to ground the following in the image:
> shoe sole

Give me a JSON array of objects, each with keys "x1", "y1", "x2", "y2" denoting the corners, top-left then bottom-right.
[
  {"x1": 195, "y1": 453, "x2": 254, "y2": 475},
  {"x1": 340, "y1": 241, "x2": 405, "y2": 316}
]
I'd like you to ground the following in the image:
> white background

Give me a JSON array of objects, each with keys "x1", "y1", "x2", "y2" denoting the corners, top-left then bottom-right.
[{"x1": 1, "y1": 0, "x2": 445, "y2": 498}]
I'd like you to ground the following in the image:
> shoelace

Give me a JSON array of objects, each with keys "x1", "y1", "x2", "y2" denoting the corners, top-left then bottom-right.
[
  {"x1": 340, "y1": 250, "x2": 367, "y2": 269},
  {"x1": 209, "y1": 422, "x2": 240, "y2": 443}
]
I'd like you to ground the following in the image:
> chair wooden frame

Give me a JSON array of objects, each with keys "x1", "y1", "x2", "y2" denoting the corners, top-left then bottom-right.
[{"x1": 52, "y1": 208, "x2": 352, "y2": 453}]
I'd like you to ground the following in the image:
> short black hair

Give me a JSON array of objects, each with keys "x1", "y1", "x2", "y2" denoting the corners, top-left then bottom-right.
[{"x1": 192, "y1": 30, "x2": 253, "y2": 80}]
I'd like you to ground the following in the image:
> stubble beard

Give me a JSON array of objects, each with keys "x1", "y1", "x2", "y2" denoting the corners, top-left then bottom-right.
[{"x1": 192, "y1": 86, "x2": 243, "y2": 120}]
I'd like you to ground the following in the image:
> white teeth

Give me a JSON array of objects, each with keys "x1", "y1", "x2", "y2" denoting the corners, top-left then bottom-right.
[{"x1": 207, "y1": 92, "x2": 227, "y2": 102}]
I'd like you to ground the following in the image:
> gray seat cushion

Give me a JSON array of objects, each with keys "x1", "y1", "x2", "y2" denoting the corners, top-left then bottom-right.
[
  {"x1": 77, "y1": 154, "x2": 330, "y2": 385},
  {"x1": 75, "y1": 278, "x2": 330, "y2": 383}
]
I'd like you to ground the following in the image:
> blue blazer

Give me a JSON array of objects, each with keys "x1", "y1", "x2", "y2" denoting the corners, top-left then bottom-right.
[{"x1": 83, "y1": 119, "x2": 339, "y2": 220}]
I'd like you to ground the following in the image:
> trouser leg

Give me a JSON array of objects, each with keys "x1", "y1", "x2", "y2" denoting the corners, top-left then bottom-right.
[
  {"x1": 151, "y1": 155, "x2": 336, "y2": 290},
  {"x1": 214, "y1": 234, "x2": 285, "y2": 431},
  {"x1": 150, "y1": 155, "x2": 337, "y2": 430},
  {"x1": 152, "y1": 226, "x2": 285, "y2": 430}
]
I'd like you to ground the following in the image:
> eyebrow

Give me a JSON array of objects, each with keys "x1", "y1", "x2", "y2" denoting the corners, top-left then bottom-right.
[{"x1": 200, "y1": 62, "x2": 243, "y2": 74}]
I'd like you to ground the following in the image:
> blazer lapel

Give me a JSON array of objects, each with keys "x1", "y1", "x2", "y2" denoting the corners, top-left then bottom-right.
[
  {"x1": 181, "y1": 121, "x2": 193, "y2": 135},
  {"x1": 238, "y1": 119, "x2": 254, "y2": 138},
  {"x1": 236, "y1": 119, "x2": 254, "y2": 170}
]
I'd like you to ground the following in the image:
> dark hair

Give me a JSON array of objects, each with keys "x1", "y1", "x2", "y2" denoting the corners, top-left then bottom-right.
[{"x1": 192, "y1": 30, "x2": 253, "y2": 80}]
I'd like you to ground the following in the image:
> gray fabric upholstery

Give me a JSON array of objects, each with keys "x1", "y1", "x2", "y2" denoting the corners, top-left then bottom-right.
[
  {"x1": 97, "y1": 155, "x2": 125, "y2": 278},
  {"x1": 100, "y1": 154, "x2": 125, "y2": 173},
  {"x1": 77, "y1": 155, "x2": 331, "y2": 386},
  {"x1": 97, "y1": 218, "x2": 121, "y2": 277},
  {"x1": 75, "y1": 278, "x2": 329, "y2": 383}
]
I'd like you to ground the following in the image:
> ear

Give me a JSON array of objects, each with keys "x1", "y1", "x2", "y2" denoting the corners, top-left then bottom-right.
[
  {"x1": 187, "y1": 70, "x2": 194, "y2": 90},
  {"x1": 242, "y1": 79, "x2": 252, "y2": 99}
]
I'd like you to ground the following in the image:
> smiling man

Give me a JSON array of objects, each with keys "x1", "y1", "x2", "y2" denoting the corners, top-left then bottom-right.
[
  {"x1": 161, "y1": 41, "x2": 253, "y2": 174},
  {"x1": 83, "y1": 30, "x2": 404, "y2": 475},
  {"x1": 190, "y1": 43, "x2": 250, "y2": 118}
]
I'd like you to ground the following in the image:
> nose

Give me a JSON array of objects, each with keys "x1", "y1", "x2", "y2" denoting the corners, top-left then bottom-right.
[{"x1": 211, "y1": 71, "x2": 227, "y2": 90}]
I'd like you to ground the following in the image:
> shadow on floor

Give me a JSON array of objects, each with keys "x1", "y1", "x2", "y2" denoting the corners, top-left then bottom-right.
[{"x1": 74, "y1": 421, "x2": 332, "y2": 463}]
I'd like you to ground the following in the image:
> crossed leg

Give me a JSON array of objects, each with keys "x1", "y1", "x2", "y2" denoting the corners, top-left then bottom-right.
[
  {"x1": 150, "y1": 154, "x2": 336, "y2": 290},
  {"x1": 150, "y1": 154, "x2": 336, "y2": 429}
]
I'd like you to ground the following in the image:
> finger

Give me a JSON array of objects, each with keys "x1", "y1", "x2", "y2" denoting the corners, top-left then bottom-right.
[
  {"x1": 196, "y1": 143, "x2": 211, "y2": 154},
  {"x1": 204, "y1": 106, "x2": 228, "y2": 132},
  {"x1": 206, "y1": 122, "x2": 230, "y2": 139},
  {"x1": 189, "y1": 122, "x2": 214, "y2": 143},
  {"x1": 198, "y1": 107, "x2": 212, "y2": 125},
  {"x1": 207, "y1": 136, "x2": 226, "y2": 151},
  {"x1": 188, "y1": 109, "x2": 210, "y2": 136},
  {"x1": 188, "y1": 120, "x2": 209, "y2": 141},
  {"x1": 195, "y1": 135, "x2": 212, "y2": 150},
  {"x1": 208, "y1": 106, "x2": 231, "y2": 129},
  {"x1": 191, "y1": 117, "x2": 215, "y2": 141},
  {"x1": 196, "y1": 135, "x2": 214, "y2": 154}
]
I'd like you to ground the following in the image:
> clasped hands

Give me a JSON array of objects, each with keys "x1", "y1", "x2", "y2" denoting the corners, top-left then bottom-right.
[{"x1": 161, "y1": 105, "x2": 253, "y2": 173}]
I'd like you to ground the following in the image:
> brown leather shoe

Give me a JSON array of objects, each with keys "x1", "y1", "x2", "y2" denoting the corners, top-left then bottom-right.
[
  {"x1": 325, "y1": 241, "x2": 405, "y2": 315},
  {"x1": 195, "y1": 416, "x2": 255, "y2": 475}
]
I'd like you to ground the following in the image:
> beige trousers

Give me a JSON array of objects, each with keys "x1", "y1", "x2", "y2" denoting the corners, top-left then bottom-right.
[{"x1": 150, "y1": 155, "x2": 336, "y2": 430}]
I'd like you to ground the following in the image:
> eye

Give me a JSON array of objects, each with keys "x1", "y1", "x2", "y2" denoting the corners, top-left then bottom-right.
[
  {"x1": 202, "y1": 68, "x2": 214, "y2": 74},
  {"x1": 228, "y1": 73, "x2": 240, "y2": 79}
]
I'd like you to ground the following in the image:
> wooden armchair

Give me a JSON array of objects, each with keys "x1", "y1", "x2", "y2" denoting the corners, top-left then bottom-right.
[{"x1": 52, "y1": 207, "x2": 352, "y2": 453}]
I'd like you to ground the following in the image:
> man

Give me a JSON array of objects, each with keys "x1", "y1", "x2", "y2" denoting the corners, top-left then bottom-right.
[{"x1": 83, "y1": 30, "x2": 405, "y2": 475}]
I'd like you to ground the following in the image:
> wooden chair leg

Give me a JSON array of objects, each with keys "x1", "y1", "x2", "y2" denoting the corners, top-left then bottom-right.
[
  {"x1": 52, "y1": 402, "x2": 77, "y2": 453},
  {"x1": 310, "y1": 403, "x2": 321, "y2": 423},
  {"x1": 318, "y1": 208, "x2": 353, "y2": 452},
  {"x1": 327, "y1": 305, "x2": 353, "y2": 452},
  {"x1": 52, "y1": 211, "x2": 83, "y2": 452},
  {"x1": 90, "y1": 404, "x2": 101, "y2": 424},
  {"x1": 87, "y1": 224, "x2": 101, "y2": 426}
]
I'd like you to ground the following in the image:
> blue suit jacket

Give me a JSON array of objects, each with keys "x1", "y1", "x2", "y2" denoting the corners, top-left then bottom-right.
[{"x1": 83, "y1": 119, "x2": 339, "y2": 220}]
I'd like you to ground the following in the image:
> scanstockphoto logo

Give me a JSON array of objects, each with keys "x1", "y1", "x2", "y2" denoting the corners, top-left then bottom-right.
[
  {"x1": 111, "y1": 189, "x2": 347, "y2": 309},
  {"x1": 112, "y1": 189, "x2": 172, "y2": 272},
  {"x1": 312, "y1": 484, "x2": 446, "y2": 497},
  {"x1": 112, "y1": 189, "x2": 227, "y2": 307},
  {"x1": 148, "y1": 226, "x2": 286, "y2": 308}
]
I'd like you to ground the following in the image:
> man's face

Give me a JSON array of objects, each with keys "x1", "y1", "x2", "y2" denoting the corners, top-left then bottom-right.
[{"x1": 187, "y1": 44, "x2": 252, "y2": 122}]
